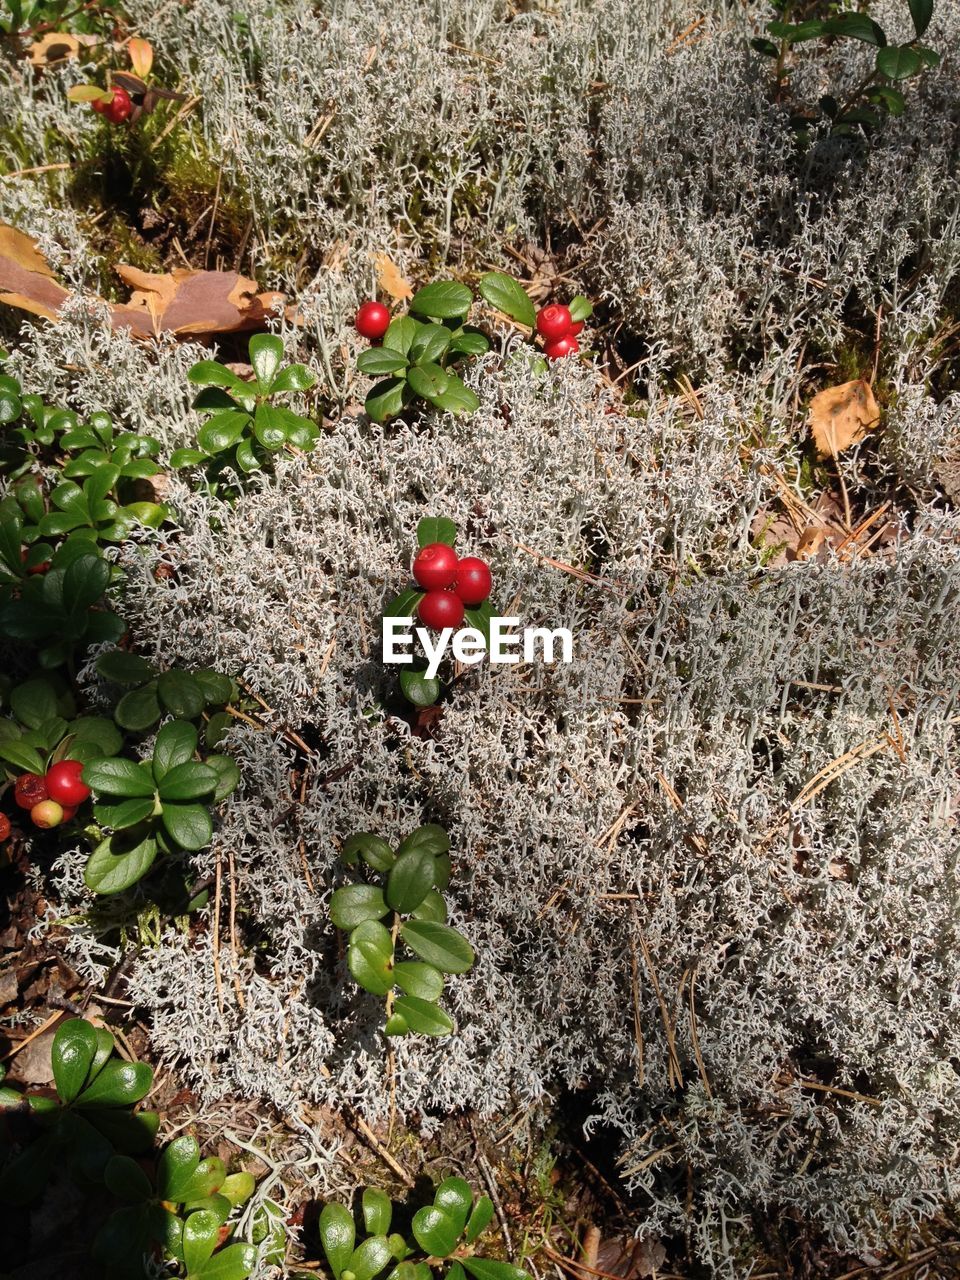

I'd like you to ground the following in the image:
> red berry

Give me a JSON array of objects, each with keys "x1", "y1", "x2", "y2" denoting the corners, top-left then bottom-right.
[
  {"x1": 0, "y1": 814, "x2": 10, "y2": 842},
  {"x1": 45, "y1": 760, "x2": 91, "y2": 807},
  {"x1": 92, "y1": 95, "x2": 109, "y2": 115},
  {"x1": 355, "y1": 301, "x2": 390, "y2": 340},
  {"x1": 569, "y1": 320, "x2": 584, "y2": 337},
  {"x1": 14, "y1": 774, "x2": 47, "y2": 810},
  {"x1": 544, "y1": 334, "x2": 580, "y2": 360},
  {"x1": 453, "y1": 557, "x2": 492, "y2": 607},
  {"x1": 31, "y1": 799, "x2": 64, "y2": 830},
  {"x1": 412, "y1": 542, "x2": 458, "y2": 591},
  {"x1": 60, "y1": 805, "x2": 78, "y2": 822},
  {"x1": 418, "y1": 590, "x2": 464, "y2": 631},
  {"x1": 104, "y1": 87, "x2": 133, "y2": 124},
  {"x1": 536, "y1": 304, "x2": 573, "y2": 342}
]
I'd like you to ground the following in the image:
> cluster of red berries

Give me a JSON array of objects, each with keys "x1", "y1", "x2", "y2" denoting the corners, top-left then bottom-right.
[
  {"x1": 2, "y1": 761, "x2": 91, "y2": 837},
  {"x1": 535, "y1": 304, "x2": 583, "y2": 360},
  {"x1": 412, "y1": 543, "x2": 492, "y2": 630},
  {"x1": 355, "y1": 301, "x2": 391, "y2": 341},
  {"x1": 91, "y1": 86, "x2": 133, "y2": 124}
]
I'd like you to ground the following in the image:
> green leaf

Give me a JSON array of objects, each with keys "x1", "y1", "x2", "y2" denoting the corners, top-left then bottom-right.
[
  {"x1": 914, "y1": 44, "x2": 940, "y2": 66},
  {"x1": 104, "y1": 1153, "x2": 153, "y2": 1202},
  {"x1": 400, "y1": 921, "x2": 474, "y2": 973},
  {"x1": 249, "y1": 333, "x2": 284, "y2": 390},
  {"x1": 410, "y1": 281, "x2": 472, "y2": 320},
  {"x1": 383, "y1": 587, "x2": 424, "y2": 618},
  {"x1": 464, "y1": 599, "x2": 493, "y2": 646},
  {"x1": 868, "y1": 85, "x2": 906, "y2": 115},
  {"x1": 365, "y1": 378, "x2": 408, "y2": 423},
  {"x1": 193, "y1": 669, "x2": 234, "y2": 704},
  {"x1": 462, "y1": 1261, "x2": 530, "y2": 1280},
  {"x1": 84, "y1": 833, "x2": 158, "y2": 894},
  {"x1": 363, "y1": 1188, "x2": 393, "y2": 1237},
  {"x1": 220, "y1": 1171, "x2": 256, "y2": 1208},
  {"x1": 153, "y1": 719, "x2": 198, "y2": 782},
  {"x1": 158, "y1": 669, "x2": 207, "y2": 719},
  {"x1": 206, "y1": 754, "x2": 240, "y2": 802},
  {"x1": 822, "y1": 13, "x2": 885, "y2": 44},
  {"x1": 416, "y1": 517, "x2": 457, "y2": 548},
  {"x1": 97, "y1": 649, "x2": 155, "y2": 684},
  {"x1": 62, "y1": 553, "x2": 109, "y2": 612},
  {"x1": 432, "y1": 374, "x2": 479, "y2": 415},
  {"x1": 253, "y1": 402, "x2": 291, "y2": 451},
  {"x1": 478, "y1": 272, "x2": 536, "y2": 327},
  {"x1": 435, "y1": 1177, "x2": 473, "y2": 1229},
  {"x1": 411, "y1": 1205, "x2": 460, "y2": 1258},
  {"x1": 197, "y1": 411, "x2": 250, "y2": 455},
  {"x1": 397, "y1": 825, "x2": 450, "y2": 857},
  {"x1": 393, "y1": 995, "x2": 453, "y2": 1037},
  {"x1": 52, "y1": 1018, "x2": 98, "y2": 1104},
  {"x1": 158, "y1": 1135, "x2": 200, "y2": 1200},
  {"x1": 357, "y1": 348, "x2": 409, "y2": 376},
  {"x1": 411, "y1": 890, "x2": 448, "y2": 924},
  {"x1": 346, "y1": 1234, "x2": 393, "y2": 1280},
  {"x1": 569, "y1": 295, "x2": 593, "y2": 322},
  {"x1": 876, "y1": 44, "x2": 922, "y2": 78},
  {"x1": 235, "y1": 437, "x2": 261, "y2": 473},
  {"x1": 84, "y1": 756, "x2": 156, "y2": 799},
  {"x1": 171, "y1": 448, "x2": 209, "y2": 467},
  {"x1": 319, "y1": 1202, "x2": 356, "y2": 1279},
  {"x1": 393, "y1": 961, "x2": 444, "y2": 1000},
  {"x1": 115, "y1": 681, "x2": 162, "y2": 730},
  {"x1": 406, "y1": 363, "x2": 449, "y2": 404},
  {"x1": 382, "y1": 317, "x2": 419, "y2": 356},
  {"x1": 448, "y1": 329, "x2": 490, "y2": 357},
  {"x1": 75, "y1": 1059, "x2": 153, "y2": 1108},
  {"x1": 0, "y1": 737, "x2": 45, "y2": 775},
  {"x1": 205, "y1": 712, "x2": 234, "y2": 751},
  {"x1": 409, "y1": 324, "x2": 452, "y2": 366},
  {"x1": 157, "y1": 760, "x2": 218, "y2": 802},
  {"x1": 386, "y1": 847, "x2": 437, "y2": 914},
  {"x1": 270, "y1": 363, "x2": 317, "y2": 392},
  {"x1": 161, "y1": 803, "x2": 213, "y2": 851},
  {"x1": 330, "y1": 884, "x2": 389, "y2": 931},
  {"x1": 183, "y1": 1208, "x2": 220, "y2": 1273},
  {"x1": 93, "y1": 796, "x2": 156, "y2": 830},
  {"x1": 907, "y1": 0, "x2": 933, "y2": 37},
  {"x1": 767, "y1": 18, "x2": 825, "y2": 41},
  {"x1": 399, "y1": 668, "x2": 441, "y2": 708},
  {"x1": 188, "y1": 361, "x2": 255, "y2": 398},
  {"x1": 195, "y1": 1242, "x2": 258, "y2": 1280},
  {"x1": 347, "y1": 919, "x2": 395, "y2": 996},
  {"x1": 464, "y1": 1196, "x2": 494, "y2": 1243},
  {"x1": 10, "y1": 677, "x2": 58, "y2": 728},
  {"x1": 342, "y1": 832, "x2": 395, "y2": 872}
]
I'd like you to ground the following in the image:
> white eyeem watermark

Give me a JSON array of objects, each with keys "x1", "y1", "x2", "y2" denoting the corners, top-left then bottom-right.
[{"x1": 383, "y1": 616, "x2": 574, "y2": 680}]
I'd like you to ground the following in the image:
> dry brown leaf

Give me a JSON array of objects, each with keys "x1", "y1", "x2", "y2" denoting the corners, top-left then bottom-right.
[
  {"x1": 0, "y1": 224, "x2": 283, "y2": 337},
  {"x1": 809, "y1": 379, "x2": 880, "y2": 457},
  {"x1": 373, "y1": 252, "x2": 413, "y2": 301},
  {"x1": 595, "y1": 1234, "x2": 667, "y2": 1280},
  {"x1": 27, "y1": 31, "x2": 96, "y2": 66}
]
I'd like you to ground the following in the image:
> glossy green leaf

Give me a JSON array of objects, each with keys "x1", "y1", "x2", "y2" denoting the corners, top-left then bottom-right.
[
  {"x1": 10, "y1": 677, "x2": 58, "y2": 729},
  {"x1": 104, "y1": 1153, "x2": 153, "y2": 1202},
  {"x1": 409, "y1": 323, "x2": 452, "y2": 366},
  {"x1": 461, "y1": 1260, "x2": 530, "y2": 1280},
  {"x1": 393, "y1": 960, "x2": 444, "y2": 1000},
  {"x1": 386, "y1": 847, "x2": 437, "y2": 914},
  {"x1": 153, "y1": 719, "x2": 198, "y2": 782},
  {"x1": 205, "y1": 711, "x2": 234, "y2": 751},
  {"x1": 319, "y1": 1202, "x2": 356, "y2": 1279},
  {"x1": 96, "y1": 648, "x2": 154, "y2": 685},
  {"x1": 115, "y1": 681, "x2": 162, "y2": 730},
  {"x1": 448, "y1": 328, "x2": 490, "y2": 356},
  {"x1": 400, "y1": 921, "x2": 474, "y2": 973},
  {"x1": 84, "y1": 833, "x2": 158, "y2": 893},
  {"x1": 411, "y1": 890, "x2": 448, "y2": 924},
  {"x1": 411, "y1": 1204, "x2": 460, "y2": 1258},
  {"x1": 188, "y1": 360, "x2": 254, "y2": 396},
  {"x1": 197, "y1": 411, "x2": 250, "y2": 455},
  {"x1": 157, "y1": 760, "x2": 218, "y2": 801},
  {"x1": 83, "y1": 756, "x2": 155, "y2": 798},
  {"x1": 193, "y1": 669, "x2": 234, "y2": 704},
  {"x1": 432, "y1": 374, "x2": 479, "y2": 415},
  {"x1": 347, "y1": 919, "x2": 395, "y2": 996},
  {"x1": 396, "y1": 825, "x2": 450, "y2": 857},
  {"x1": 383, "y1": 587, "x2": 424, "y2": 618},
  {"x1": 416, "y1": 517, "x2": 457, "y2": 548},
  {"x1": 158, "y1": 669, "x2": 207, "y2": 718},
  {"x1": 410, "y1": 281, "x2": 473, "y2": 320},
  {"x1": 158, "y1": 1135, "x2": 200, "y2": 1199},
  {"x1": 822, "y1": 13, "x2": 885, "y2": 44},
  {"x1": 52, "y1": 1017, "x2": 98, "y2": 1104},
  {"x1": 342, "y1": 832, "x2": 395, "y2": 872},
  {"x1": 75, "y1": 1059, "x2": 153, "y2": 1108},
  {"x1": 0, "y1": 737, "x2": 45, "y2": 775},
  {"x1": 94, "y1": 796, "x2": 156, "y2": 829},
  {"x1": 270, "y1": 362, "x2": 317, "y2": 392},
  {"x1": 382, "y1": 316, "x2": 419, "y2": 356},
  {"x1": 161, "y1": 803, "x2": 213, "y2": 850},
  {"x1": 393, "y1": 995, "x2": 453, "y2": 1037},
  {"x1": 195, "y1": 1242, "x2": 258, "y2": 1280},
  {"x1": 249, "y1": 333, "x2": 284, "y2": 390},
  {"x1": 253, "y1": 403, "x2": 290, "y2": 450},
  {"x1": 171, "y1": 447, "x2": 209, "y2": 467},
  {"x1": 876, "y1": 45, "x2": 922, "y2": 78},
  {"x1": 435, "y1": 1177, "x2": 473, "y2": 1228},
  {"x1": 478, "y1": 272, "x2": 536, "y2": 327},
  {"x1": 220, "y1": 1171, "x2": 256, "y2": 1208},
  {"x1": 330, "y1": 883, "x2": 389, "y2": 930},
  {"x1": 365, "y1": 377, "x2": 408, "y2": 423},
  {"x1": 399, "y1": 668, "x2": 441, "y2": 708},
  {"x1": 464, "y1": 1195, "x2": 494, "y2": 1243},
  {"x1": 363, "y1": 1187, "x2": 393, "y2": 1236},
  {"x1": 569, "y1": 295, "x2": 593, "y2": 322},
  {"x1": 235, "y1": 437, "x2": 261, "y2": 472},
  {"x1": 346, "y1": 1233, "x2": 393, "y2": 1280},
  {"x1": 908, "y1": 0, "x2": 933, "y2": 36},
  {"x1": 206, "y1": 754, "x2": 241, "y2": 802},
  {"x1": 406, "y1": 362, "x2": 449, "y2": 403},
  {"x1": 357, "y1": 348, "x2": 409, "y2": 376},
  {"x1": 183, "y1": 1208, "x2": 220, "y2": 1273}
]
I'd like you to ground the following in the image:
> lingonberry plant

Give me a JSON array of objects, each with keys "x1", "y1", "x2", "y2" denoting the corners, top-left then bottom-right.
[
  {"x1": 96, "y1": 647, "x2": 236, "y2": 732},
  {"x1": 67, "y1": 38, "x2": 185, "y2": 124},
  {"x1": 171, "y1": 333, "x2": 319, "y2": 478},
  {"x1": 81, "y1": 718, "x2": 239, "y2": 894},
  {"x1": 355, "y1": 274, "x2": 594, "y2": 422},
  {"x1": 319, "y1": 1180, "x2": 529, "y2": 1280},
  {"x1": 753, "y1": 0, "x2": 940, "y2": 135},
  {"x1": 330, "y1": 824, "x2": 474, "y2": 1037},
  {"x1": 384, "y1": 518, "x2": 494, "y2": 709}
]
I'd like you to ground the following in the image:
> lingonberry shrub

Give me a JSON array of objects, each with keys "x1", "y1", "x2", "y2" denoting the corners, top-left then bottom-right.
[
  {"x1": 330, "y1": 825, "x2": 474, "y2": 1038},
  {"x1": 319, "y1": 1180, "x2": 528, "y2": 1280},
  {"x1": 171, "y1": 334, "x2": 318, "y2": 479},
  {"x1": 96, "y1": 648, "x2": 235, "y2": 732},
  {"x1": 66, "y1": 38, "x2": 185, "y2": 124},
  {"x1": 383, "y1": 518, "x2": 495, "y2": 709}
]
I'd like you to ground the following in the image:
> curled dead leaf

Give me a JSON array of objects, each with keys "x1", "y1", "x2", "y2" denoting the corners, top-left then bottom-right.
[
  {"x1": 373, "y1": 252, "x2": 413, "y2": 301},
  {"x1": 809, "y1": 379, "x2": 880, "y2": 457},
  {"x1": 0, "y1": 224, "x2": 69, "y2": 321}
]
